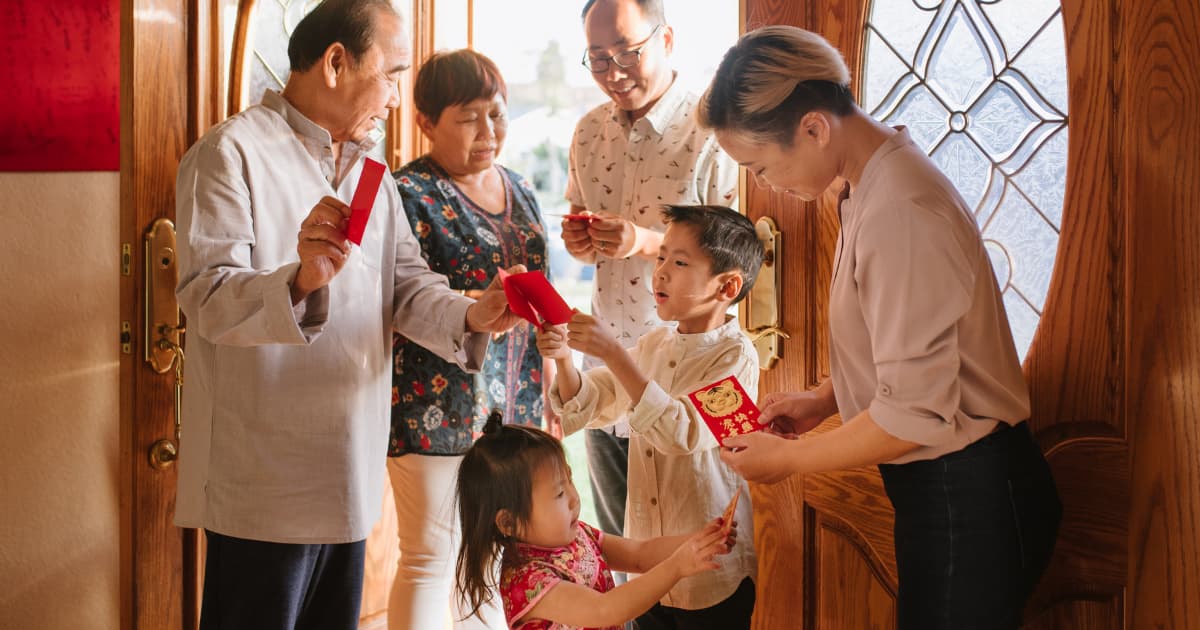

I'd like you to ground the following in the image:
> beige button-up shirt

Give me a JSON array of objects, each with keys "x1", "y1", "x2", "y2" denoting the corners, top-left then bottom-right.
[
  {"x1": 174, "y1": 91, "x2": 488, "y2": 543},
  {"x1": 830, "y1": 128, "x2": 1031, "y2": 464},
  {"x1": 566, "y1": 75, "x2": 738, "y2": 380},
  {"x1": 550, "y1": 318, "x2": 758, "y2": 609}
]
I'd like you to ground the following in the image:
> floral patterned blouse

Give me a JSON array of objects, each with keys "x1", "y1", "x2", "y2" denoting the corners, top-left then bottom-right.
[
  {"x1": 389, "y1": 156, "x2": 547, "y2": 456},
  {"x1": 501, "y1": 522, "x2": 619, "y2": 630}
]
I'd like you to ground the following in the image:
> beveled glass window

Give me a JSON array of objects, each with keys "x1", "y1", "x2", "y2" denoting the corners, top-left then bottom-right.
[{"x1": 864, "y1": 0, "x2": 1068, "y2": 361}]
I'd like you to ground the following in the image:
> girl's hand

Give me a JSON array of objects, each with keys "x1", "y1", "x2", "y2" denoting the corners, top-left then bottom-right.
[
  {"x1": 536, "y1": 323, "x2": 572, "y2": 360},
  {"x1": 668, "y1": 521, "x2": 729, "y2": 578},
  {"x1": 759, "y1": 390, "x2": 829, "y2": 437},
  {"x1": 565, "y1": 311, "x2": 623, "y2": 362}
]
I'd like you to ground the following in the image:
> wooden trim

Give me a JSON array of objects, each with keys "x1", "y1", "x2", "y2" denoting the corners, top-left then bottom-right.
[
  {"x1": 120, "y1": 0, "x2": 192, "y2": 628},
  {"x1": 227, "y1": 0, "x2": 256, "y2": 115}
]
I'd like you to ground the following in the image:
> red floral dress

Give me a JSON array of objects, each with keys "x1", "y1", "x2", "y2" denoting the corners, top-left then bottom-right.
[{"x1": 501, "y1": 522, "x2": 619, "y2": 630}]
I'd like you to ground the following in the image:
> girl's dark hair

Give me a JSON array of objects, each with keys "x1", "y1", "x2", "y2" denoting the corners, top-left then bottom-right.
[
  {"x1": 414, "y1": 49, "x2": 508, "y2": 123},
  {"x1": 455, "y1": 411, "x2": 567, "y2": 620},
  {"x1": 287, "y1": 0, "x2": 400, "y2": 72}
]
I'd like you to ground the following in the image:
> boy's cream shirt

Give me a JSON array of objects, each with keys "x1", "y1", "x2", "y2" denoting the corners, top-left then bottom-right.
[{"x1": 550, "y1": 317, "x2": 758, "y2": 610}]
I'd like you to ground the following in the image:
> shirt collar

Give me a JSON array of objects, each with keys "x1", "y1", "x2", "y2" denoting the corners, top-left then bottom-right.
[
  {"x1": 848, "y1": 126, "x2": 912, "y2": 205},
  {"x1": 260, "y1": 89, "x2": 380, "y2": 154},
  {"x1": 672, "y1": 315, "x2": 743, "y2": 352},
  {"x1": 610, "y1": 73, "x2": 689, "y2": 136}
]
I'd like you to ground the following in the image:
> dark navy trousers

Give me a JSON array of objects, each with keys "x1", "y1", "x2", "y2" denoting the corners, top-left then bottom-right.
[
  {"x1": 879, "y1": 422, "x2": 1062, "y2": 630},
  {"x1": 199, "y1": 530, "x2": 366, "y2": 630}
]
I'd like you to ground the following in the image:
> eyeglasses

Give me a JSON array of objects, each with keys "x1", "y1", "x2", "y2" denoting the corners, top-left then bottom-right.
[{"x1": 581, "y1": 24, "x2": 663, "y2": 73}]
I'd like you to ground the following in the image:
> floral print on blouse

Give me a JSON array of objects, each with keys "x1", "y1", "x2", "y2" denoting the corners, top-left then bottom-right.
[
  {"x1": 501, "y1": 522, "x2": 619, "y2": 630},
  {"x1": 388, "y1": 156, "x2": 547, "y2": 456}
]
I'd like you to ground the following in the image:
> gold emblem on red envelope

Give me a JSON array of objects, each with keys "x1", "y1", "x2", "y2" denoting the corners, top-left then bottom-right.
[{"x1": 687, "y1": 376, "x2": 763, "y2": 446}]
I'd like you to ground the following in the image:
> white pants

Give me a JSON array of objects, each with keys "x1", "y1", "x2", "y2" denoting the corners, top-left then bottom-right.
[{"x1": 387, "y1": 454, "x2": 505, "y2": 630}]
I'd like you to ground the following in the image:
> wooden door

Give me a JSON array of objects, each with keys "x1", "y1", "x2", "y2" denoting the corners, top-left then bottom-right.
[
  {"x1": 742, "y1": 0, "x2": 1200, "y2": 628},
  {"x1": 120, "y1": 0, "x2": 197, "y2": 628}
]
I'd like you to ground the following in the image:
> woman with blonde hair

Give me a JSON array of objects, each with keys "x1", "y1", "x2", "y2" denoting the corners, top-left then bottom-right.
[{"x1": 701, "y1": 26, "x2": 1062, "y2": 629}]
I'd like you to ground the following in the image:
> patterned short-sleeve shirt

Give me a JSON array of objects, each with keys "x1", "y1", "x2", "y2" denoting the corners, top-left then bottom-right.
[
  {"x1": 501, "y1": 522, "x2": 618, "y2": 630},
  {"x1": 388, "y1": 156, "x2": 546, "y2": 456}
]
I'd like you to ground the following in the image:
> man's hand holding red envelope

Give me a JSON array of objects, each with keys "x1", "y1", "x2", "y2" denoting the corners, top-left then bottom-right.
[{"x1": 292, "y1": 195, "x2": 353, "y2": 304}]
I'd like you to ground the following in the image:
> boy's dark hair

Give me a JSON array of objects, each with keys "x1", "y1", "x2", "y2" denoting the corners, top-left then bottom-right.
[
  {"x1": 288, "y1": 0, "x2": 400, "y2": 72},
  {"x1": 455, "y1": 412, "x2": 568, "y2": 620},
  {"x1": 414, "y1": 49, "x2": 507, "y2": 123},
  {"x1": 580, "y1": 0, "x2": 665, "y2": 24},
  {"x1": 662, "y1": 205, "x2": 764, "y2": 304}
]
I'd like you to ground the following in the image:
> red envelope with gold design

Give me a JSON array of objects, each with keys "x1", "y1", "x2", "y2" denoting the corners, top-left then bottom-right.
[{"x1": 687, "y1": 375, "x2": 764, "y2": 446}]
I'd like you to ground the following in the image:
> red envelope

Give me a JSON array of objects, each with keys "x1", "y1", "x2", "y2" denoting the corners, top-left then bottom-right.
[
  {"x1": 562, "y1": 213, "x2": 598, "y2": 222},
  {"x1": 346, "y1": 158, "x2": 386, "y2": 245},
  {"x1": 497, "y1": 269, "x2": 574, "y2": 326},
  {"x1": 687, "y1": 375, "x2": 764, "y2": 447},
  {"x1": 719, "y1": 487, "x2": 741, "y2": 539}
]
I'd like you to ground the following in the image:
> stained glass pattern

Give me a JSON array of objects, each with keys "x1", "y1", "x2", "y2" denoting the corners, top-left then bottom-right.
[{"x1": 865, "y1": 0, "x2": 1068, "y2": 361}]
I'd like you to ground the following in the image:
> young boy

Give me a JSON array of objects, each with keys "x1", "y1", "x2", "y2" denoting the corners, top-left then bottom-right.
[{"x1": 537, "y1": 204, "x2": 764, "y2": 629}]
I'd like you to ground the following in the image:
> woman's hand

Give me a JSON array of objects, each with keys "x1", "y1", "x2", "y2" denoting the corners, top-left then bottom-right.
[
  {"x1": 667, "y1": 520, "x2": 730, "y2": 578},
  {"x1": 720, "y1": 432, "x2": 800, "y2": 484},
  {"x1": 759, "y1": 390, "x2": 832, "y2": 437},
  {"x1": 536, "y1": 323, "x2": 572, "y2": 361},
  {"x1": 565, "y1": 311, "x2": 623, "y2": 362}
]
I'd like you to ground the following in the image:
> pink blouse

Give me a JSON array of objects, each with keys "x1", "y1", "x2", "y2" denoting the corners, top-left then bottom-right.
[{"x1": 500, "y1": 521, "x2": 619, "y2": 630}]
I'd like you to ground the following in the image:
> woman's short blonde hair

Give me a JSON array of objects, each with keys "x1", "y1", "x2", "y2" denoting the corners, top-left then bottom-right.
[{"x1": 698, "y1": 25, "x2": 854, "y2": 146}]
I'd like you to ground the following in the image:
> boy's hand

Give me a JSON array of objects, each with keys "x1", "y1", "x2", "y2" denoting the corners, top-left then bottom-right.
[
  {"x1": 669, "y1": 521, "x2": 730, "y2": 578},
  {"x1": 565, "y1": 311, "x2": 623, "y2": 361},
  {"x1": 536, "y1": 323, "x2": 572, "y2": 361}
]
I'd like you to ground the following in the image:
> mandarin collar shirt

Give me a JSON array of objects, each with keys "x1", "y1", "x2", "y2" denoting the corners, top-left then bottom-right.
[
  {"x1": 830, "y1": 128, "x2": 1031, "y2": 464},
  {"x1": 173, "y1": 90, "x2": 488, "y2": 543},
  {"x1": 566, "y1": 76, "x2": 738, "y2": 435},
  {"x1": 550, "y1": 317, "x2": 758, "y2": 609}
]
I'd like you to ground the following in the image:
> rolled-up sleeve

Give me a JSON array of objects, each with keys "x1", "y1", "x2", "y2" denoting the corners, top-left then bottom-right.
[
  {"x1": 175, "y1": 139, "x2": 325, "y2": 347},
  {"x1": 857, "y1": 198, "x2": 976, "y2": 446},
  {"x1": 629, "y1": 346, "x2": 755, "y2": 455},
  {"x1": 549, "y1": 366, "x2": 623, "y2": 435}
]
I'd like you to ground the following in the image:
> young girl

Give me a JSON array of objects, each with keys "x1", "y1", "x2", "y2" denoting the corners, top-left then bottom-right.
[{"x1": 456, "y1": 413, "x2": 736, "y2": 629}]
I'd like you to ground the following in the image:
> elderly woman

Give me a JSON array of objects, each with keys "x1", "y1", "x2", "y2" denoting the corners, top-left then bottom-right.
[
  {"x1": 386, "y1": 49, "x2": 550, "y2": 630},
  {"x1": 702, "y1": 27, "x2": 1062, "y2": 629}
]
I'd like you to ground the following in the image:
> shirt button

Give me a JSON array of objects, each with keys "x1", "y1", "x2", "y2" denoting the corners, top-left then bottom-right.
[
  {"x1": 645, "y1": 449, "x2": 653, "y2": 458},
  {"x1": 668, "y1": 360, "x2": 677, "y2": 368},
  {"x1": 650, "y1": 497, "x2": 658, "y2": 506}
]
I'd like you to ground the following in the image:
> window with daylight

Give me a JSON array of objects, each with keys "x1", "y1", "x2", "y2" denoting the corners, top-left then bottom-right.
[{"x1": 863, "y1": 0, "x2": 1068, "y2": 361}]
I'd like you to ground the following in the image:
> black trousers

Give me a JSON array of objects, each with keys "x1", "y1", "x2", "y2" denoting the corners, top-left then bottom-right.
[
  {"x1": 199, "y1": 530, "x2": 366, "y2": 630},
  {"x1": 879, "y1": 422, "x2": 1062, "y2": 630},
  {"x1": 634, "y1": 577, "x2": 755, "y2": 630}
]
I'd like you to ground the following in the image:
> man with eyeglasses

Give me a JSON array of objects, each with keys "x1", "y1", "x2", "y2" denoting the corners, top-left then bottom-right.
[{"x1": 557, "y1": 1, "x2": 746, "y2": 628}]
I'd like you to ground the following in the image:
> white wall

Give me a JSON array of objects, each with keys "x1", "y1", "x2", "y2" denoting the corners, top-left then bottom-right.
[{"x1": 0, "y1": 172, "x2": 120, "y2": 630}]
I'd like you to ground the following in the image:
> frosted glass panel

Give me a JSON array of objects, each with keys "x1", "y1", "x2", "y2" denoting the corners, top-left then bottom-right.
[{"x1": 866, "y1": 0, "x2": 1069, "y2": 362}]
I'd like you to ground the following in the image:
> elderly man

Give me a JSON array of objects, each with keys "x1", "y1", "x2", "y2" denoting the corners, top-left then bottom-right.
[
  {"x1": 560, "y1": 0, "x2": 738, "y2": 605},
  {"x1": 173, "y1": 1, "x2": 521, "y2": 628}
]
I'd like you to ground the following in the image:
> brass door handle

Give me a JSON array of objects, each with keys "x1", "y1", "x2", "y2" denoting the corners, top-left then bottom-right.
[
  {"x1": 740, "y1": 217, "x2": 787, "y2": 369},
  {"x1": 144, "y1": 218, "x2": 185, "y2": 458},
  {"x1": 149, "y1": 439, "x2": 177, "y2": 470}
]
